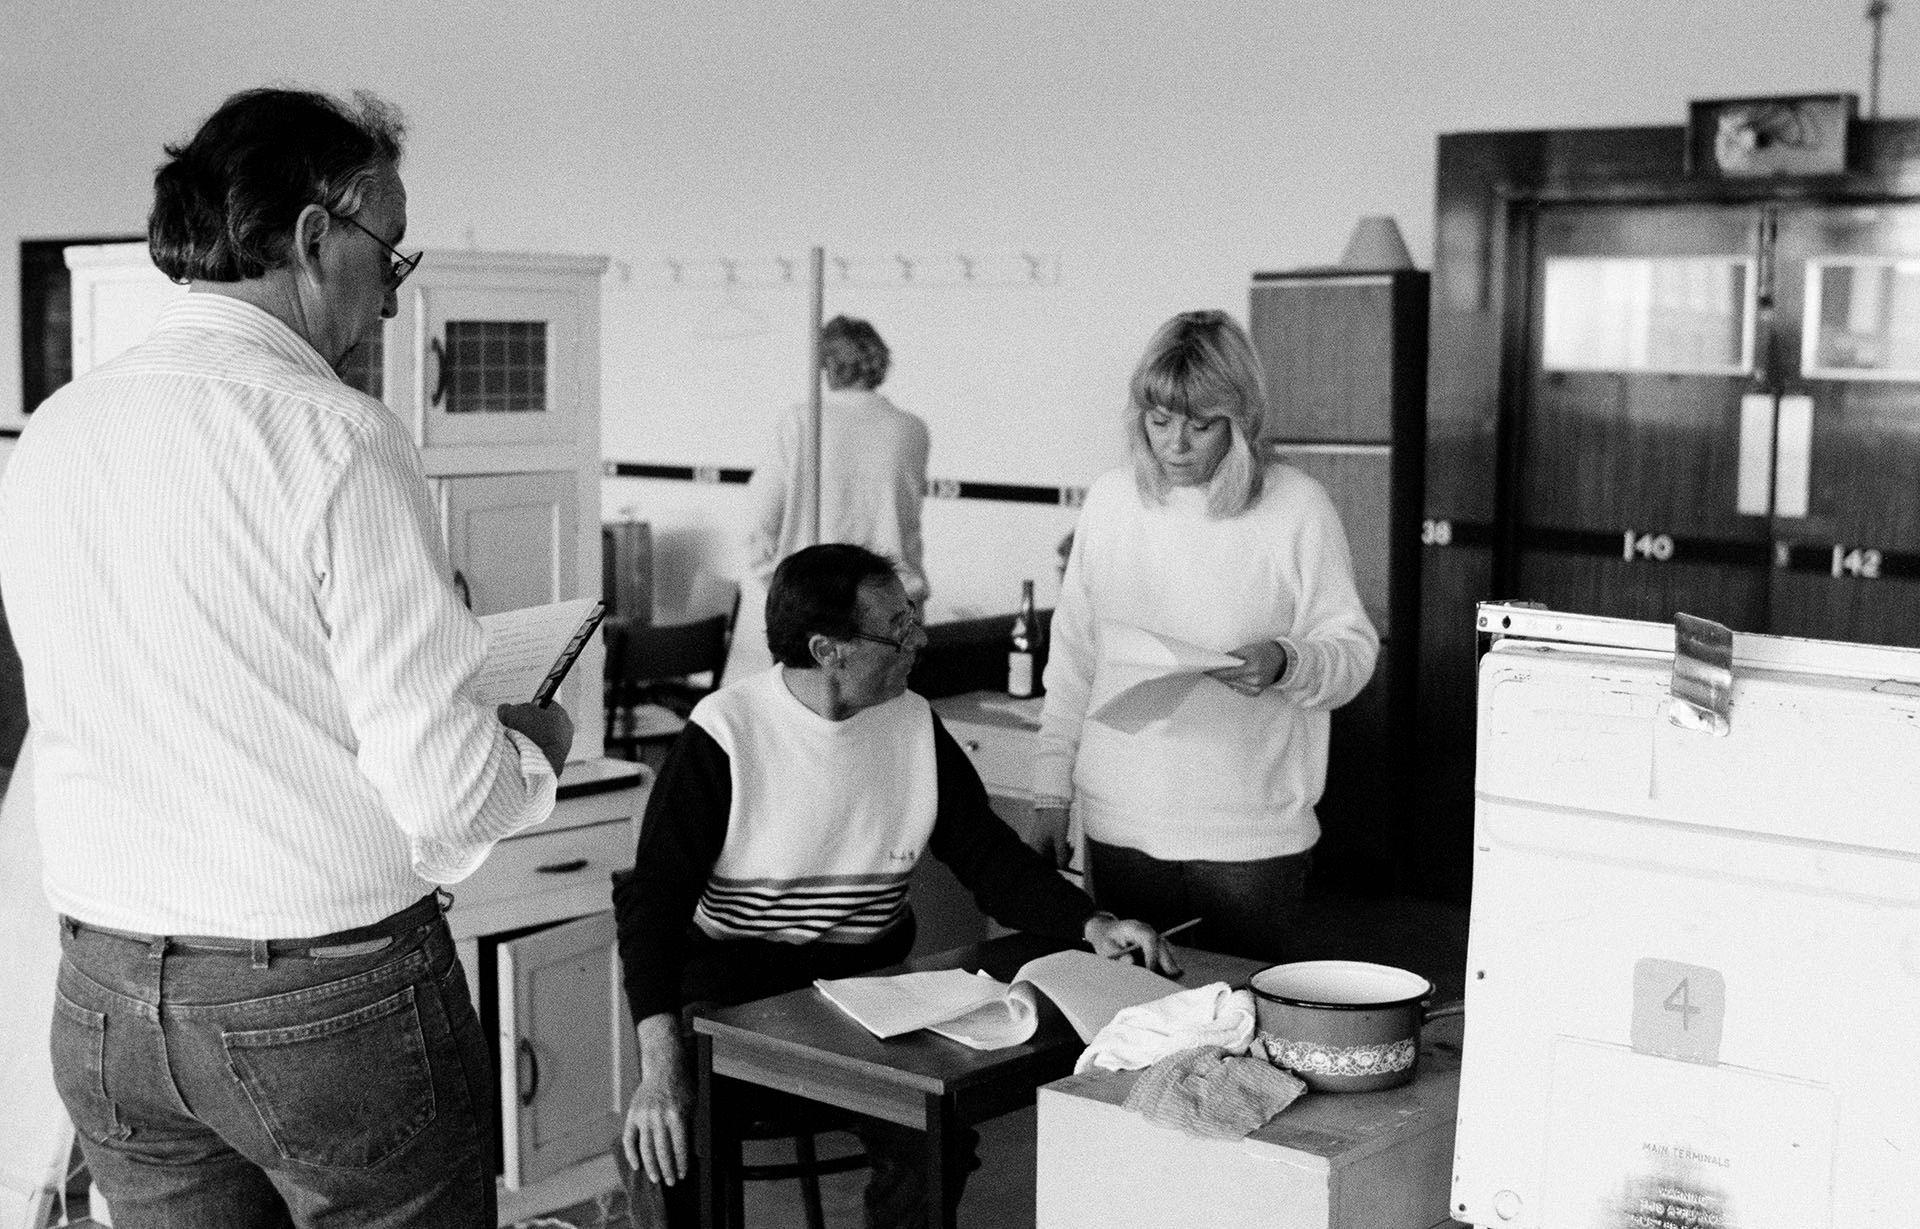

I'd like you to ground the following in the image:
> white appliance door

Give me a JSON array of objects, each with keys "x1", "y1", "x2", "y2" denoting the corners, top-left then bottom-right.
[{"x1": 1453, "y1": 635, "x2": 1920, "y2": 1229}]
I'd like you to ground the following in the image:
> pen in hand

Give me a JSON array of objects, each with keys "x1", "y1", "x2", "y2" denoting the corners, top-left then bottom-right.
[{"x1": 1108, "y1": 915, "x2": 1202, "y2": 960}]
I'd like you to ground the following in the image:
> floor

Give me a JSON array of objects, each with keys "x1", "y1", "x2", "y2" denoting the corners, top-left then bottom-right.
[{"x1": 41, "y1": 886, "x2": 1468, "y2": 1229}]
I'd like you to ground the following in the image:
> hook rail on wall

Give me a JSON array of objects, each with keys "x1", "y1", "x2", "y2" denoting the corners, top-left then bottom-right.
[{"x1": 651, "y1": 251, "x2": 1062, "y2": 288}]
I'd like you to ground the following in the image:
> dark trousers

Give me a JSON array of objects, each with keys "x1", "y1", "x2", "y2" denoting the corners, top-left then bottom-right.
[
  {"x1": 51, "y1": 894, "x2": 494, "y2": 1229},
  {"x1": 1087, "y1": 839, "x2": 1314, "y2": 963}
]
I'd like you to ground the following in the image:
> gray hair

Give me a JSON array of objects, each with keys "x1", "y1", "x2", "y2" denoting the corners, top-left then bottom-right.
[{"x1": 149, "y1": 87, "x2": 406, "y2": 283}]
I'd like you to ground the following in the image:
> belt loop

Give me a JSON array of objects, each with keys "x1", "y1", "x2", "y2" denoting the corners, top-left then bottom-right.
[
  {"x1": 147, "y1": 935, "x2": 168, "y2": 960},
  {"x1": 251, "y1": 939, "x2": 271, "y2": 970},
  {"x1": 435, "y1": 887, "x2": 455, "y2": 915},
  {"x1": 59, "y1": 916, "x2": 77, "y2": 939}
]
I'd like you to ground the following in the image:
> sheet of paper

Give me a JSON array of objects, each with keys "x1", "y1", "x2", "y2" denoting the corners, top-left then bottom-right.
[
  {"x1": 1011, "y1": 949, "x2": 1185, "y2": 1043},
  {"x1": 927, "y1": 981, "x2": 1041, "y2": 1050},
  {"x1": 815, "y1": 951, "x2": 1187, "y2": 1051},
  {"x1": 812, "y1": 969, "x2": 1007, "y2": 1040},
  {"x1": 473, "y1": 597, "x2": 602, "y2": 707},
  {"x1": 1088, "y1": 623, "x2": 1241, "y2": 735}
]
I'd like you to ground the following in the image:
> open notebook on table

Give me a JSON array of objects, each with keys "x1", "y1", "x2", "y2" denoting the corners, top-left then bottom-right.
[{"x1": 815, "y1": 950, "x2": 1182, "y2": 1051}]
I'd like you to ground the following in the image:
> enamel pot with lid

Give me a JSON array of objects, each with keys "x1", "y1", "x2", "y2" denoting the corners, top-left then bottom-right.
[{"x1": 1248, "y1": 960, "x2": 1464, "y2": 1093}]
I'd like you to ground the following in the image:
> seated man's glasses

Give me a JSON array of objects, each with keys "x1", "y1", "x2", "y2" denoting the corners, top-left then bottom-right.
[
  {"x1": 848, "y1": 607, "x2": 922, "y2": 653},
  {"x1": 330, "y1": 211, "x2": 422, "y2": 289}
]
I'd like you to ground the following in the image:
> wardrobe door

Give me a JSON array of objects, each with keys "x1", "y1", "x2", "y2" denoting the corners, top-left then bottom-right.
[
  {"x1": 1509, "y1": 202, "x2": 1772, "y2": 630},
  {"x1": 1766, "y1": 202, "x2": 1920, "y2": 646}
]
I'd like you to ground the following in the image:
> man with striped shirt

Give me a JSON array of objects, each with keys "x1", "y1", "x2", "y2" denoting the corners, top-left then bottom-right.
[
  {"x1": 614, "y1": 544, "x2": 1177, "y2": 1228},
  {"x1": 0, "y1": 89, "x2": 572, "y2": 1227}
]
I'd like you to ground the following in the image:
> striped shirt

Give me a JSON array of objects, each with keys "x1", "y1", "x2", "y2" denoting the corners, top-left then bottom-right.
[
  {"x1": 0, "y1": 293, "x2": 556, "y2": 938},
  {"x1": 692, "y1": 669, "x2": 938, "y2": 943},
  {"x1": 613, "y1": 665, "x2": 1101, "y2": 1023}
]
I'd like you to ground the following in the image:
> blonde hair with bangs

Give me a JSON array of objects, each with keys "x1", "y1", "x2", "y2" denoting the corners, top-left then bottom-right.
[{"x1": 1126, "y1": 310, "x2": 1269, "y2": 518}]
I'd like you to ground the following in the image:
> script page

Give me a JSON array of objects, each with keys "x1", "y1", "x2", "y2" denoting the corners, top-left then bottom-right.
[
  {"x1": 1088, "y1": 623, "x2": 1241, "y2": 734},
  {"x1": 1013, "y1": 949, "x2": 1184, "y2": 1043},
  {"x1": 813, "y1": 969, "x2": 1008, "y2": 1040},
  {"x1": 473, "y1": 597, "x2": 602, "y2": 707}
]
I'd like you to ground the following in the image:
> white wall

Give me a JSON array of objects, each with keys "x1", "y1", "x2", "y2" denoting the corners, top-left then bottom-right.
[{"x1": 1, "y1": 0, "x2": 1891, "y2": 617}]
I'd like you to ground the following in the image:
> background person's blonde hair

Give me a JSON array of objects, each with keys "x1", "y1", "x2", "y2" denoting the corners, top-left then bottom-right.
[{"x1": 1126, "y1": 310, "x2": 1268, "y2": 518}]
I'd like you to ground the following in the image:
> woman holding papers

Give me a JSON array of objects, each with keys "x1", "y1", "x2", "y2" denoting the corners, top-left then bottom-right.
[
  {"x1": 1030, "y1": 310, "x2": 1378, "y2": 961},
  {"x1": 613, "y1": 544, "x2": 1173, "y2": 1229}
]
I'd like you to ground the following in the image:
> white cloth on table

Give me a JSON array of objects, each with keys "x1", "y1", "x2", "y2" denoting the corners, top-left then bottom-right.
[{"x1": 1074, "y1": 982, "x2": 1258, "y2": 1073}]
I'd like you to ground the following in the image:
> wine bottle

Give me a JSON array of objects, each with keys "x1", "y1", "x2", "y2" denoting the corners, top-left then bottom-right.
[{"x1": 1008, "y1": 579, "x2": 1039, "y2": 698}]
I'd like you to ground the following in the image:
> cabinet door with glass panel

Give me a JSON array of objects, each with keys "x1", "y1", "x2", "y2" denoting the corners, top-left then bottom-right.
[{"x1": 379, "y1": 251, "x2": 603, "y2": 473}]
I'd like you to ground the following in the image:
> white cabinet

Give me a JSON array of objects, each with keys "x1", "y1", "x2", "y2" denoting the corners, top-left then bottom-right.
[
  {"x1": 448, "y1": 759, "x2": 649, "y2": 1222},
  {"x1": 65, "y1": 243, "x2": 635, "y2": 1225},
  {"x1": 412, "y1": 281, "x2": 584, "y2": 454},
  {"x1": 439, "y1": 470, "x2": 580, "y2": 616}
]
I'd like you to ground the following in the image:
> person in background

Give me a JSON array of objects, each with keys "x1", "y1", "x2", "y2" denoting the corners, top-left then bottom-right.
[
  {"x1": 0, "y1": 88, "x2": 572, "y2": 1228},
  {"x1": 724, "y1": 315, "x2": 931, "y2": 681},
  {"x1": 615, "y1": 543, "x2": 1175, "y2": 1229},
  {"x1": 1027, "y1": 310, "x2": 1378, "y2": 962}
]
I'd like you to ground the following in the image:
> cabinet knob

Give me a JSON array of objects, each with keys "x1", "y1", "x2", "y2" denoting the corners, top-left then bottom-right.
[
  {"x1": 536, "y1": 857, "x2": 590, "y2": 875},
  {"x1": 964, "y1": 739, "x2": 982, "y2": 753}
]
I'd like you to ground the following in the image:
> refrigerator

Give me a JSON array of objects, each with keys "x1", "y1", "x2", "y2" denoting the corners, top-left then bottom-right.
[{"x1": 1452, "y1": 604, "x2": 1920, "y2": 1229}]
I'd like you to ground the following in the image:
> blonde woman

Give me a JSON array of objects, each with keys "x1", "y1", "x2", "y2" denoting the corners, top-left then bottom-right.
[{"x1": 1029, "y1": 310, "x2": 1378, "y2": 961}]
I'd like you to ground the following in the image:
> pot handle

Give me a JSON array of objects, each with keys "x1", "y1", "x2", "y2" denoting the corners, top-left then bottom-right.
[{"x1": 1421, "y1": 999, "x2": 1466, "y2": 1026}]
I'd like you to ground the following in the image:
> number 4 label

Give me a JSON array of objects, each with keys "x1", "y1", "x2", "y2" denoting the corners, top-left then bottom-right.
[{"x1": 1632, "y1": 958, "x2": 1725, "y2": 1064}]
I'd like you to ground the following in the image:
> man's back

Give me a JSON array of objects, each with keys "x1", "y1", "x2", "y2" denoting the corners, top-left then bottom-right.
[{"x1": 0, "y1": 295, "x2": 506, "y2": 935}]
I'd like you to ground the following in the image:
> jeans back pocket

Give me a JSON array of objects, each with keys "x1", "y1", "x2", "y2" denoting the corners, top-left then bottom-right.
[
  {"x1": 223, "y1": 983, "x2": 437, "y2": 1170},
  {"x1": 50, "y1": 990, "x2": 126, "y2": 1144}
]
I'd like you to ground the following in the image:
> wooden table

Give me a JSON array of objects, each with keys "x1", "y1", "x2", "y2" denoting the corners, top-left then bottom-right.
[{"x1": 690, "y1": 933, "x2": 1262, "y2": 1229}]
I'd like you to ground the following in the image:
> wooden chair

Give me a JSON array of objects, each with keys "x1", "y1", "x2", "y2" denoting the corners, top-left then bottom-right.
[
  {"x1": 732, "y1": 1096, "x2": 870, "y2": 1229},
  {"x1": 603, "y1": 613, "x2": 730, "y2": 763},
  {"x1": 611, "y1": 1092, "x2": 868, "y2": 1229}
]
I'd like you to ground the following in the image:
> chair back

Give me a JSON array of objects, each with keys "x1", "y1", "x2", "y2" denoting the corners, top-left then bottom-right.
[
  {"x1": 615, "y1": 614, "x2": 728, "y2": 683},
  {"x1": 605, "y1": 614, "x2": 733, "y2": 761}
]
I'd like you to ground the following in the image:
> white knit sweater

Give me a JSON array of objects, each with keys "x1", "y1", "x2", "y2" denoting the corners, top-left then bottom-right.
[{"x1": 1033, "y1": 464, "x2": 1378, "y2": 861}]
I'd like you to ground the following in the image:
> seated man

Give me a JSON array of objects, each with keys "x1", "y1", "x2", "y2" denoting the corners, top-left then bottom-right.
[{"x1": 613, "y1": 543, "x2": 1177, "y2": 1228}]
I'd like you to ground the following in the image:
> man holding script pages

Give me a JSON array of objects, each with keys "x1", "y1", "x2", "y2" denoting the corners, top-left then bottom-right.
[
  {"x1": 613, "y1": 544, "x2": 1180, "y2": 1229},
  {"x1": 0, "y1": 88, "x2": 571, "y2": 1227}
]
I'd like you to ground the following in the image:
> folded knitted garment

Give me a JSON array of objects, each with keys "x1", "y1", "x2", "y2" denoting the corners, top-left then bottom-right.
[
  {"x1": 1121, "y1": 1044, "x2": 1308, "y2": 1139},
  {"x1": 1074, "y1": 982, "x2": 1258, "y2": 1073}
]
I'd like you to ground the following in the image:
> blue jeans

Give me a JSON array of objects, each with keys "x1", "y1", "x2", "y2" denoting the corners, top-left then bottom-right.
[
  {"x1": 1086, "y1": 840, "x2": 1314, "y2": 963},
  {"x1": 51, "y1": 893, "x2": 495, "y2": 1229}
]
